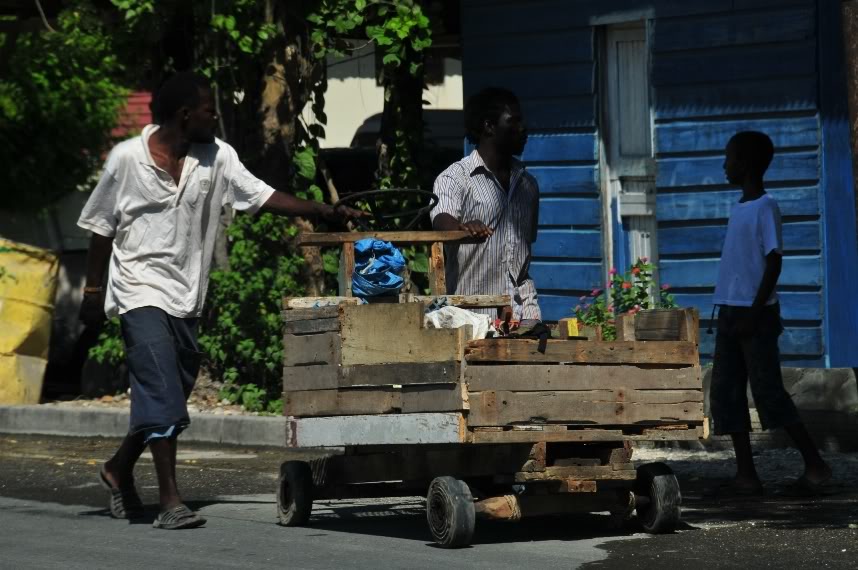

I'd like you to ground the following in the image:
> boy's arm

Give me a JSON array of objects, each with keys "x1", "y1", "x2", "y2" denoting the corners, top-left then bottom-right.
[
  {"x1": 736, "y1": 251, "x2": 781, "y2": 337},
  {"x1": 79, "y1": 233, "x2": 114, "y2": 327}
]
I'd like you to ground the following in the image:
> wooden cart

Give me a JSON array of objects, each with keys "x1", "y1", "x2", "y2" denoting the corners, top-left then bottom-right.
[{"x1": 277, "y1": 231, "x2": 704, "y2": 548}]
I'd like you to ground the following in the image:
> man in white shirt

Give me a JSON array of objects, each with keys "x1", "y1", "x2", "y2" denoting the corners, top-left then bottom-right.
[
  {"x1": 78, "y1": 72, "x2": 362, "y2": 529},
  {"x1": 710, "y1": 131, "x2": 830, "y2": 496}
]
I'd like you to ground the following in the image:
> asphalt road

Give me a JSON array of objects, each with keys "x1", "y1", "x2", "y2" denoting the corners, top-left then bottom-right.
[{"x1": 1, "y1": 435, "x2": 857, "y2": 569}]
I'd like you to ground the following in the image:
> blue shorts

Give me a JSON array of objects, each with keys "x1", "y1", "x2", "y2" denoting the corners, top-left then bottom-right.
[
  {"x1": 710, "y1": 304, "x2": 801, "y2": 435},
  {"x1": 120, "y1": 307, "x2": 202, "y2": 443}
]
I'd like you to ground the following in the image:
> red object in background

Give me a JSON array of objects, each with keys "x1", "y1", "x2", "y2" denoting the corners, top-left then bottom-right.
[{"x1": 111, "y1": 91, "x2": 152, "y2": 140}]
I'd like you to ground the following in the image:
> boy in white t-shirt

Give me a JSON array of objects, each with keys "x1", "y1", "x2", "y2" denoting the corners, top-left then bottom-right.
[{"x1": 710, "y1": 131, "x2": 830, "y2": 496}]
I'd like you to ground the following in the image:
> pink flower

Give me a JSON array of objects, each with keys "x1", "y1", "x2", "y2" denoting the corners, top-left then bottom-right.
[
  {"x1": 609, "y1": 268, "x2": 617, "y2": 276},
  {"x1": 591, "y1": 288, "x2": 602, "y2": 296},
  {"x1": 631, "y1": 267, "x2": 641, "y2": 276},
  {"x1": 622, "y1": 282, "x2": 632, "y2": 290},
  {"x1": 575, "y1": 305, "x2": 581, "y2": 312},
  {"x1": 634, "y1": 304, "x2": 641, "y2": 310},
  {"x1": 640, "y1": 256, "x2": 649, "y2": 263},
  {"x1": 607, "y1": 304, "x2": 614, "y2": 312},
  {"x1": 661, "y1": 283, "x2": 671, "y2": 290},
  {"x1": 579, "y1": 295, "x2": 587, "y2": 302}
]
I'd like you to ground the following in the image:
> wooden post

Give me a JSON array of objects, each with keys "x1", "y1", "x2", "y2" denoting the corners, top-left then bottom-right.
[
  {"x1": 428, "y1": 241, "x2": 446, "y2": 296},
  {"x1": 338, "y1": 242, "x2": 355, "y2": 297}
]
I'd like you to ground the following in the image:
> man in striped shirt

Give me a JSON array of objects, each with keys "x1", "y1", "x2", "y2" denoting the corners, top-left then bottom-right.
[{"x1": 430, "y1": 87, "x2": 541, "y2": 324}]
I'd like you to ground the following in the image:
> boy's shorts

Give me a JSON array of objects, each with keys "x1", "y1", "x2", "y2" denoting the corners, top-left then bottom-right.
[
  {"x1": 120, "y1": 306, "x2": 203, "y2": 443},
  {"x1": 709, "y1": 303, "x2": 801, "y2": 435}
]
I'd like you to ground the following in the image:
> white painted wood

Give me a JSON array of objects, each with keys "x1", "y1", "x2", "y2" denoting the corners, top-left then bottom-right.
[{"x1": 289, "y1": 412, "x2": 465, "y2": 447}]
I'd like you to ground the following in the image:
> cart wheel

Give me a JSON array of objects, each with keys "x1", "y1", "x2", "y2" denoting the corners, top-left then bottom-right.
[
  {"x1": 634, "y1": 462, "x2": 681, "y2": 534},
  {"x1": 277, "y1": 461, "x2": 313, "y2": 526},
  {"x1": 426, "y1": 476, "x2": 475, "y2": 548}
]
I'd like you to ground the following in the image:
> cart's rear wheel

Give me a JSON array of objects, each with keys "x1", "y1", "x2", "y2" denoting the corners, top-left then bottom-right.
[
  {"x1": 634, "y1": 462, "x2": 681, "y2": 534},
  {"x1": 277, "y1": 461, "x2": 313, "y2": 526},
  {"x1": 426, "y1": 476, "x2": 475, "y2": 548}
]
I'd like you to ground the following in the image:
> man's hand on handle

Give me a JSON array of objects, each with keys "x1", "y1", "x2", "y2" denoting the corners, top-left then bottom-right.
[
  {"x1": 459, "y1": 220, "x2": 493, "y2": 239},
  {"x1": 322, "y1": 203, "x2": 370, "y2": 225}
]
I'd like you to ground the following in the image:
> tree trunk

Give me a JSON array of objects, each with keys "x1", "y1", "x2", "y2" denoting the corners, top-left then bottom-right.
[{"x1": 258, "y1": 0, "x2": 326, "y2": 296}]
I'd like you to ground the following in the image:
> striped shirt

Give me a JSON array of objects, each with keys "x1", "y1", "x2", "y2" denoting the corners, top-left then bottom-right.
[{"x1": 431, "y1": 149, "x2": 541, "y2": 321}]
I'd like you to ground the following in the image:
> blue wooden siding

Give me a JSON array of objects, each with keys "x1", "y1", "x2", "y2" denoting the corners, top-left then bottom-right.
[
  {"x1": 650, "y1": 1, "x2": 827, "y2": 364},
  {"x1": 460, "y1": 0, "x2": 857, "y2": 366},
  {"x1": 462, "y1": 10, "x2": 601, "y2": 321}
]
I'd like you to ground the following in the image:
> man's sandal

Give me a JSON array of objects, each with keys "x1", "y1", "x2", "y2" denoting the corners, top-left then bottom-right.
[
  {"x1": 98, "y1": 466, "x2": 145, "y2": 519},
  {"x1": 152, "y1": 504, "x2": 207, "y2": 530}
]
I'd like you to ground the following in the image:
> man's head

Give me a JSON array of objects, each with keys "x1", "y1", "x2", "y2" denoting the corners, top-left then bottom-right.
[
  {"x1": 464, "y1": 87, "x2": 527, "y2": 156},
  {"x1": 151, "y1": 72, "x2": 218, "y2": 144},
  {"x1": 724, "y1": 131, "x2": 774, "y2": 185}
]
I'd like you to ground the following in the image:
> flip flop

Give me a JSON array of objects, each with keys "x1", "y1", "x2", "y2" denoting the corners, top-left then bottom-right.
[
  {"x1": 98, "y1": 466, "x2": 145, "y2": 519},
  {"x1": 152, "y1": 504, "x2": 207, "y2": 530}
]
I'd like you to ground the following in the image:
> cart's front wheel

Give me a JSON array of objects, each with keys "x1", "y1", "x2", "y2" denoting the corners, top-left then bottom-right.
[
  {"x1": 635, "y1": 462, "x2": 681, "y2": 534},
  {"x1": 426, "y1": 476, "x2": 475, "y2": 548},
  {"x1": 277, "y1": 461, "x2": 313, "y2": 526}
]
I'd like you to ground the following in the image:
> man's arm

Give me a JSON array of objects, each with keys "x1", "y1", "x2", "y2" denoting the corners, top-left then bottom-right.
[
  {"x1": 432, "y1": 212, "x2": 493, "y2": 239},
  {"x1": 259, "y1": 190, "x2": 364, "y2": 224},
  {"x1": 79, "y1": 233, "x2": 114, "y2": 327}
]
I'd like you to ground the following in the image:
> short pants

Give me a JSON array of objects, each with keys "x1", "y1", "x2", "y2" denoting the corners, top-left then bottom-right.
[
  {"x1": 119, "y1": 306, "x2": 202, "y2": 443},
  {"x1": 709, "y1": 303, "x2": 801, "y2": 435}
]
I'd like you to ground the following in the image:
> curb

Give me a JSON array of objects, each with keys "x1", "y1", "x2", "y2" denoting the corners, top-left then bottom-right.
[{"x1": 0, "y1": 405, "x2": 288, "y2": 448}]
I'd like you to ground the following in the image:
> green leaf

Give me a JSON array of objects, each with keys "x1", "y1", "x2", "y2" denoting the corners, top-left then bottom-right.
[
  {"x1": 355, "y1": 0, "x2": 367, "y2": 10},
  {"x1": 409, "y1": 252, "x2": 429, "y2": 273},
  {"x1": 308, "y1": 184, "x2": 324, "y2": 202},
  {"x1": 382, "y1": 54, "x2": 401, "y2": 66},
  {"x1": 294, "y1": 147, "x2": 317, "y2": 180}
]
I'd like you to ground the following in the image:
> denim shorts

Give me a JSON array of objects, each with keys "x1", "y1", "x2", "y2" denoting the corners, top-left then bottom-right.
[
  {"x1": 120, "y1": 306, "x2": 202, "y2": 443},
  {"x1": 709, "y1": 304, "x2": 800, "y2": 435}
]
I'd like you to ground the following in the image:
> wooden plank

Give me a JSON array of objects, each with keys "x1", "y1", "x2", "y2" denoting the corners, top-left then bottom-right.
[
  {"x1": 282, "y1": 317, "x2": 339, "y2": 335},
  {"x1": 515, "y1": 465, "x2": 637, "y2": 482},
  {"x1": 657, "y1": 152, "x2": 818, "y2": 189},
  {"x1": 634, "y1": 310, "x2": 681, "y2": 341},
  {"x1": 289, "y1": 413, "x2": 465, "y2": 447},
  {"x1": 519, "y1": 95, "x2": 597, "y2": 129},
  {"x1": 614, "y1": 314, "x2": 636, "y2": 341},
  {"x1": 338, "y1": 242, "x2": 355, "y2": 297},
  {"x1": 654, "y1": 76, "x2": 818, "y2": 120},
  {"x1": 284, "y1": 362, "x2": 461, "y2": 390},
  {"x1": 467, "y1": 391, "x2": 703, "y2": 426},
  {"x1": 528, "y1": 165, "x2": 599, "y2": 195},
  {"x1": 652, "y1": 41, "x2": 816, "y2": 87},
  {"x1": 464, "y1": 364, "x2": 702, "y2": 391},
  {"x1": 532, "y1": 230, "x2": 602, "y2": 259},
  {"x1": 283, "y1": 365, "x2": 339, "y2": 391},
  {"x1": 679, "y1": 309, "x2": 700, "y2": 346},
  {"x1": 283, "y1": 296, "x2": 362, "y2": 309},
  {"x1": 402, "y1": 294, "x2": 510, "y2": 308},
  {"x1": 342, "y1": 361, "x2": 460, "y2": 387},
  {"x1": 401, "y1": 384, "x2": 468, "y2": 413},
  {"x1": 285, "y1": 388, "x2": 401, "y2": 417},
  {"x1": 660, "y1": 256, "x2": 822, "y2": 287},
  {"x1": 467, "y1": 427, "x2": 702, "y2": 444},
  {"x1": 297, "y1": 231, "x2": 471, "y2": 246},
  {"x1": 519, "y1": 132, "x2": 598, "y2": 162},
  {"x1": 659, "y1": 222, "x2": 821, "y2": 255},
  {"x1": 469, "y1": 388, "x2": 702, "y2": 405},
  {"x1": 538, "y1": 198, "x2": 601, "y2": 225},
  {"x1": 656, "y1": 187, "x2": 820, "y2": 221},
  {"x1": 283, "y1": 332, "x2": 340, "y2": 366},
  {"x1": 670, "y1": 291, "x2": 822, "y2": 322},
  {"x1": 529, "y1": 261, "x2": 603, "y2": 292},
  {"x1": 655, "y1": 115, "x2": 819, "y2": 155},
  {"x1": 428, "y1": 241, "x2": 446, "y2": 296},
  {"x1": 464, "y1": 340, "x2": 698, "y2": 365},
  {"x1": 465, "y1": 29, "x2": 593, "y2": 67},
  {"x1": 467, "y1": 63, "x2": 594, "y2": 99},
  {"x1": 699, "y1": 326, "x2": 823, "y2": 357},
  {"x1": 281, "y1": 306, "x2": 341, "y2": 321},
  {"x1": 651, "y1": 6, "x2": 815, "y2": 53},
  {"x1": 339, "y1": 303, "x2": 466, "y2": 365}
]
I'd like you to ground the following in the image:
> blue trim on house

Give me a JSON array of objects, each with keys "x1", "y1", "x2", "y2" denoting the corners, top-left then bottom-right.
[{"x1": 817, "y1": 0, "x2": 858, "y2": 367}]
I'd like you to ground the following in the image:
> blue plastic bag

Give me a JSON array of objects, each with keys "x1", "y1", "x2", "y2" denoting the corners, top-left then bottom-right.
[{"x1": 352, "y1": 238, "x2": 406, "y2": 297}]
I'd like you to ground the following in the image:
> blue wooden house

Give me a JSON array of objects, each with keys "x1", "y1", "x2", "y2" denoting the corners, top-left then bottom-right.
[{"x1": 460, "y1": 0, "x2": 858, "y2": 367}]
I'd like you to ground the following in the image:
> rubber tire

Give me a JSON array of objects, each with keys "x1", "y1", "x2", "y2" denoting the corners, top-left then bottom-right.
[
  {"x1": 426, "y1": 476, "x2": 476, "y2": 548},
  {"x1": 277, "y1": 461, "x2": 313, "y2": 526},
  {"x1": 634, "y1": 462, "x2": 681, "y2": 534}
]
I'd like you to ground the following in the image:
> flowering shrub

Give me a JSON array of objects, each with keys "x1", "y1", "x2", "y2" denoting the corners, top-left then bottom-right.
[{"x1": 574, "y1": 258, "x2": 678, "y2": 340}]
